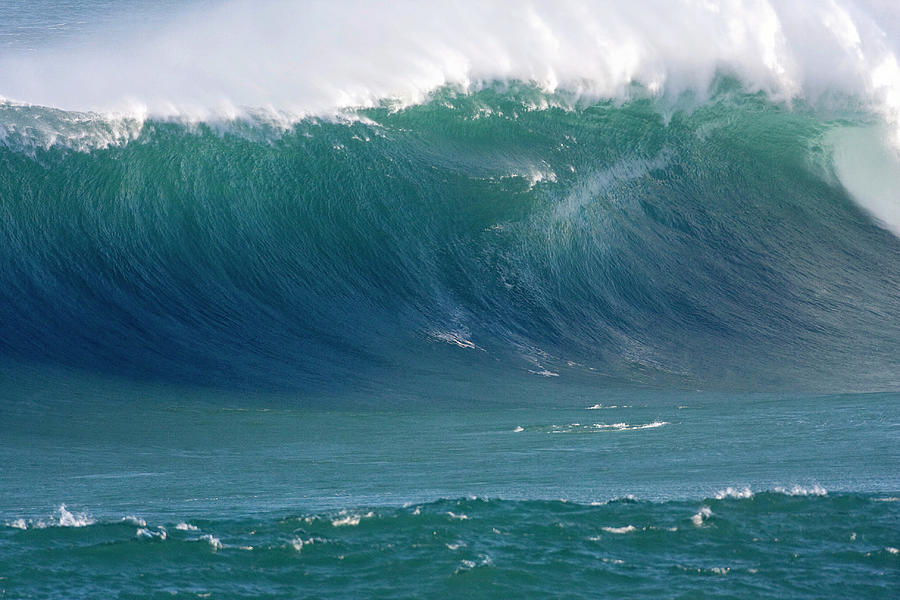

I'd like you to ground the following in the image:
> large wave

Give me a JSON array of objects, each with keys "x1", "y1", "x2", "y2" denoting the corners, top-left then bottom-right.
[{"x1": 0, "y1": 2, "x2": 898, "y2": 394}]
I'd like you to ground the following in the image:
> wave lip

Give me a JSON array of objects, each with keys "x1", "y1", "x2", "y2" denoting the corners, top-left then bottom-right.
[{"x1": 1, "y1": 0, "x2": 900, "y2": 139}]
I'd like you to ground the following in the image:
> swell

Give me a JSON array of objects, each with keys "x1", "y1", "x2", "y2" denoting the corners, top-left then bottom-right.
[{"x1": 1, "y1": 86, "x2": 898, "y2": 392}]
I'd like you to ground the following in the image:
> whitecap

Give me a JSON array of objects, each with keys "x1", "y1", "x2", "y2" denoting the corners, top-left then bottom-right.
[
  {"x1": 602, "y1": 525, "x2": 637, "y2": 534},
  {"x1": 454, "y1": 554, "x2": 493, "y2": 574},
  {"x1": 55, "y1": 505, "x2": 95, "y2": 528},
  {"x1": 331, "y1": 511, "x2": 374, "y2": 527},
  {"x1": 692, "y1": 506, "x2": 712, "y2": 527},
  {"x1": 431, "y1": 331, "x2": 476, "y2": 349},
  {"x1": 714, "y1": 487, "x2": 753, "y2": 500},
  {"x1": 291, "y1": 537, "x2": 324, "y2": 552},
  {"x1": 136, "y1": 527, "x2": 167, "y2": 541},
  {"x1": 175, "y1": 522, "x2": 199, "y2": 531},
  {"x1": 200, "y1": 534, "x2": 222, "y2": 550},
  {"x1": 7, "y1": 518, "x2": 27, "y2": 530},
  {"x1": 773, "y1": 484, "x2": 827, "y2": 496},
  {"x1": 528, "y1": 369, "x2": 559, "y2": 377}
]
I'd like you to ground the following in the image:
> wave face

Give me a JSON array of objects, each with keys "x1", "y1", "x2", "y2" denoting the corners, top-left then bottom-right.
[
  {"x1": 1, "y1": 1, "x2": 899, "y2": 393},
  {"x1": 1, "y1": 84, "x2": 898, "y2": 393}
]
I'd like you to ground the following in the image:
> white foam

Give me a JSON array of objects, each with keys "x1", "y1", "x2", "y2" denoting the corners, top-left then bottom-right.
[
  {"x1": 513, "y1": 426, "x2": 524, "y2": 432},
  {"x1": 528, "y1": 369, "x2": 560, "y2": 377},
  {"x1": 632, "y1": 421, "x2": 669, "y2": 430},
  {"x1": 2, "y1": 0, "x2": 899, "y2": 130},
  {"x1": 331, "y1": 511, "x2": 374, "y2": 527},
  {"x1": 7, "y1": 518, "x2": 27, "y2": 530},
  {"x1": 175, "y1": 522, "x2": 199, "y2": 531},
  {"x1": 692, "y1": 506, "x2": 713, "y2": 527},
  {"x1": 552, "y1": 421, "x2": 668, "y2": 433},
  {"x1": 136, "y1": 527, "x2": 167, "y2": 541},
  {"x1": 774, "y1": 484, "x2": 828, "y2": 496},
  {"x1": 602, "y1": 525, "x2": 638, "y2": 534},
  {"x1": 122, "y1": 516, "x2": 147, "y2": 527},
  {"x1": 292, "y1": 537, "x2": 323, "y2": 552},
  {"x1": 55, "y1": 505, "x2": 95, "y2": 528},
  {"x1": 447, "y1": 511, "x2": 469, "y2": 520},
  {"x1": 886, "y1": 547, "x2": 899, "y2": 554},
  {"x1": 454, "y1": 554, "x2": 494, "y2": 573},
  {"x1": 715, "y1": 487, "x2": 754, "y2": 500},
  {"x1": 590, "y1": 494, "x2": 637, "y2": 505},
  {"x1": 200, "y1": 534, "x2": 223, "y2": 550},
  {"x1": 432, "y1": 331, "x2": 476, "y2": 349},
  {"x1": 595, "y1": 421, "x2": 669, "y2": 431}
]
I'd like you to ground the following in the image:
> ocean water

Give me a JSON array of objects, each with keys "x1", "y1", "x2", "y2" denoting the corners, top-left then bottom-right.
[{"x1": 1, "y1": 1, "x2": 899, "y2": 598}]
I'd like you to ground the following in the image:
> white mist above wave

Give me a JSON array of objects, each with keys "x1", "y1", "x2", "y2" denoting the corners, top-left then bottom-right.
[
  {"x1": 1, "y1": 0, "x2": 898, "y2": 234},
  {"x1": 0, "y1": 0, "x2": 898, "y2": 123}
]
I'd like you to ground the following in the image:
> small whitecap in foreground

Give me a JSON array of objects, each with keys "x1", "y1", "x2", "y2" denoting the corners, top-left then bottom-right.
[
  {"x1": 55, "y1": 505, "x2": 95, "y2": 528},
  {"x1": 136, "y1": 527, "x2": 167, "y2": 541},
  {"x1": 331, "y1": 511, "x2": 374, "y2": 527},
  {"x1": 454, "y1": 554, "x2": 493, "y2": 574},
  {"x1": 692, "y1": 506, "x2": 713, "y2": 527},
  {"x1": 774, "y1": 484, "x2": 827, "y2": 496},
  {"x1": 200, "y1": 534, "x2": 223, "y2": 550},
  {"x1": 715, "y1": 487, "x2": 753, "y2": 500},
  {"x1": 602, "y1": 525, "x2": 638, "y2": 534}
]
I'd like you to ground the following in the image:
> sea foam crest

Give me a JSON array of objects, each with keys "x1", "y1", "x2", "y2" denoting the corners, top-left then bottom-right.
[
  {"x1": 200, "y1": 534, "x2": 223, "y2": 550},
  {"x1": 691, "y1": 506, "x2": 713, "y2": 527},
  {"x1": 1, "y1": 0, "x2": 899, "y2": 127},
  {"x1": 774, "y1": 484, "x2": 828, "y2": 496},
  {"x1": 602, "y1": 525, "x2": 638, "y2": 534},
  {"x1": 136, "y1": 526, "x2": 167, "y2": 541},
  {"x1": 331, "y1": 511, "x2": 375, "y2": 527},
  {"x1": 714, "y1": 487, "x2": 754, "y2": 500}
]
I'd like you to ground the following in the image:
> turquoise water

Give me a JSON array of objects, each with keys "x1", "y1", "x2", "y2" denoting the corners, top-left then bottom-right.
[
  {"x1": 2, "y1": 1, "x2": 900, "y2": 597},
  {"x1": 1, "y1": 380, "x2": 899, "y2": 598}
]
